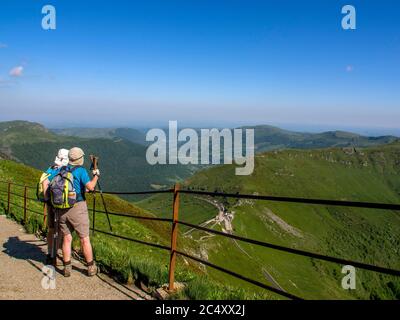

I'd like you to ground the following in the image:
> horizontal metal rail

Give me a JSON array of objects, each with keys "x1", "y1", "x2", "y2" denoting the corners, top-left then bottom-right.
[
  {"x1": 179, "y1": 190, "x2": 400, "y2": 211},
  {"x1": 2, "y1": 179, "x2": 400, "y2": 211},
  {"x1": 101, "y1": 189, "x2": 173, "y2": 195},
  {"x1": 9, "y1": 191, "x2": 26, "y2": 198},
  {"x1": 25, "y1": 207, "x2": 44, "y2": 216},
  {"x1": 2, "y1": 179, "x2": 400, "y2": 300},
  {"x1": 7, "y1": 201, "x2": 25, "y2": 210},
  {"x1": 177, "y1": 220, "x2": 400, "y2": 276},
  {"x1": 92, "y1": 208, "x2": 172, "y2": 222},
  {"x1": 175, "y1": 249, "x2": 302, "y2": 300},
  {"x1": 91, "y1": 228, "x2": 170, "y2": 251},
  {"x1": 0, "y1": 180, "x2": 34, "y2": 188}
]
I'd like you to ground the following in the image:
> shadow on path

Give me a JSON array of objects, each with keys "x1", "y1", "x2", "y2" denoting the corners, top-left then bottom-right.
[{"x1": 2, "y1": 236, "x2": 46, "y2": 264}]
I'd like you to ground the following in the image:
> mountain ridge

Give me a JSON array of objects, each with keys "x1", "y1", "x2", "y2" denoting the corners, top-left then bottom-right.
[{"x1": 0, "y1": 120, "x2": 194, "y2": 194}]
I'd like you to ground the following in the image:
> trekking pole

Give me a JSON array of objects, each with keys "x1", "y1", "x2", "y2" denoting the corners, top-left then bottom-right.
[
  {"x1": 52, "y1": 209, "x2": 59, "y2": 266},
  {"x1": 90, "y1": 155, "x2": 112, "y2": 232}
]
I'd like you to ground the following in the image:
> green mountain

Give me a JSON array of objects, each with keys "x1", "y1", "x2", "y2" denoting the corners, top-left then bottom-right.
[
  {"x1": 138, "y1": 142, "x2": 400, "y2": 299},
  {"x1": 52, "y1": 127, "x2": 148, "y2": 146},
  {"x1": 0, "y1": 121, "x2": 193, "y2": 194},
  {"x1": 52, "y1": 124, "x2": 398, "y2": 154},
  {"x1": 246, "y1": 125, "x2": 398, "y2": 152}
]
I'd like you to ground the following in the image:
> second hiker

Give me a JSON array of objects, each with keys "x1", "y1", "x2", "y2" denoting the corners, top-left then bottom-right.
[{"x1": 39, "y1": 148, "x2": 69, "y2": 265}]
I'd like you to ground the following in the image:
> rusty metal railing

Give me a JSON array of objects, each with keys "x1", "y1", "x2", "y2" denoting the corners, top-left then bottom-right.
[{"x1": 1, "y1": 179, "x2": 400, "y2": 300}]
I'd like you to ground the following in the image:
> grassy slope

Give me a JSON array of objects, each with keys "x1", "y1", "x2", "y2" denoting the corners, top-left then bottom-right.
[
  {"x1": 139, "y1": 142, "x2": 400, "y2": 299},
  {"x1": 0, "y1": 160, "x2": 267, "y2": 299},
  {"x1": 137, "y1": 193, "x2": 218, "y2": 228}
]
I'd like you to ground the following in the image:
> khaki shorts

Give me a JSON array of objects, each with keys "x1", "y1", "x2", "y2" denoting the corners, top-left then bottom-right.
[{"x1": 58, "y1": 201, "x2": 90, "y2": 238}]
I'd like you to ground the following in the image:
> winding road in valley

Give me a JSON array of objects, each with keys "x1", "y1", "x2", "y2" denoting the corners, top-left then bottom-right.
[{"x1": 184, "y1": 196, "x2": 286, "y2": 293}]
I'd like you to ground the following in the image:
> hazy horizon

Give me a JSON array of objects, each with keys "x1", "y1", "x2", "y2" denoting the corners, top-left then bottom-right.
[{"x1": 1, "y1": 117, "x2": 400, "y2": 137}]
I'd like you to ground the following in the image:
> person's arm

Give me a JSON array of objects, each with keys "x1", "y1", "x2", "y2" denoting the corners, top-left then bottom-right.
[
  {"x1": 42, "y1": 179, "x2": 49, "y2": 195},
  {"x1": 85, "y1": 175, "x2": 99, "y2": 192}
]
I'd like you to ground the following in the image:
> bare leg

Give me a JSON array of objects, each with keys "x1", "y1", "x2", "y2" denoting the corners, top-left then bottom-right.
[
  {"x1": 81, "y1": 236, "x2": 97, "y2": 276},
  {"x1": 62, "y1": 233, "x2": 73, "y2": 263},
  {"x1": 80, "y1": 236, "x2": 93, "y2": 263}
]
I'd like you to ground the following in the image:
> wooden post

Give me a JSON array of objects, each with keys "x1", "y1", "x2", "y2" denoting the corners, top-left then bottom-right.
[
  {"x1": 7, "y1": 182, "x2": 11, "y2": 214},
  {"x1": 92, "y1": 193, "x2": 96, "y2": 235},
  {"x1": 23, "y1": 186, "x2": 27, "y2": 224},
  {"x1": 168, "y1": 183, "x2": 180, "y2": 291}
]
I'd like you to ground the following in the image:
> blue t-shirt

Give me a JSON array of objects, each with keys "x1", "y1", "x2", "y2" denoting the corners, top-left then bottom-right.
[
  {"x1": 46, "y1": 166, "x2": 61, "y2": 182},
  {"x1": 68, "y1": 165, "x2": 91, "y2": 202},
  {"x1": 46, "y1": 165, "x2": 90, "y2": 202}
]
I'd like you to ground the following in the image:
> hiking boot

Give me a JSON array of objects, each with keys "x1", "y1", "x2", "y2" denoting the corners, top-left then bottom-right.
[
  {"x1": 87, "y1": 261, "x2": 98, "y2": 277},
  {"x1": 63, "y1": 261, "x2": 72, "y2": 277}
]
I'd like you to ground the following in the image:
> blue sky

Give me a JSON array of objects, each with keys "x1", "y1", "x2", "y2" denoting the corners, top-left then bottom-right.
[{"x1": 0, "y1": 0, "x2": 399, "y2": 131}]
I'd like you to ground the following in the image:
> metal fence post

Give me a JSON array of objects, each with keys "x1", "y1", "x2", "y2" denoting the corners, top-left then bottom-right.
[
  {"x1": 92, "y1": 193, "x2": 96, "y2": 235},
  {"x1": 168, "y1": 183, "x2": 180, "y2": 291},
  {"x1": 23, "y1": 186, "x2": 27, "y2": 224},
  {"x1": 7, "y1": 182, "x2": 11, "y2": 214}
]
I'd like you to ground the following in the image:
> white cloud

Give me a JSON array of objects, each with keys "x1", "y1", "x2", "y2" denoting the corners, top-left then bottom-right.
[
  {"x1": 9, "y1": 66, "x2": 24, "y2": 77},
  {"x1": 0, "y1": 43, "x2": 7, "y2": 48}
]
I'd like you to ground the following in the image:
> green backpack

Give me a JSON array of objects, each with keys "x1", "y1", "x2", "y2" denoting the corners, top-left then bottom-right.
[{"x1": 36, "y1": 171, "x2": 51, "y2": 203}]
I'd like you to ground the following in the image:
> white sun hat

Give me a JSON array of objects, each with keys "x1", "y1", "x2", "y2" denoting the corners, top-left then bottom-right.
[{"x1": 54, "y1": 148, "x2": 69, "y2": 167}]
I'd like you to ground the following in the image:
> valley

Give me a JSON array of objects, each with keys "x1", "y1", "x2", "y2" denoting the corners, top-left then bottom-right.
[
  {"x1": 139, "y1": 141, "x2": 400, "y2": 299},
  {"x1": 1, "y1": 120, "x2": 399, "y2": 299}
]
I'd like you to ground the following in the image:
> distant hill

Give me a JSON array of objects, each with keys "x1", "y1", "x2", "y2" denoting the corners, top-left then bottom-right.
[
  {"x1": 52, "y1": 123, "x2": 399, "y2": 153},
  {"x1": 51, "y1": 127, "x2": 148, "y2": 146},
  {"x1": 2, "y1": 120, "x2": 398, "y2": 196},
  {"x1": 0, "y1": 121, "x2": 58, "y2": 145},
  {"x1": 138, "y1": 142, "x2": 400, "y2": 299},
  {"x1": 0, "y1": 121, "x2": 194, "y2": 194},
  {"x1": 244, "y1": 125, "x2": 399, "y2": 152}
]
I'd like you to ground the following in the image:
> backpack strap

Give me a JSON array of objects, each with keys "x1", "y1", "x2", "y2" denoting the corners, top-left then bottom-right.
[
  {"x1": 70, "y1": 165, "x2": 82, "y2": 173},
  {"x1": 54, "y1": 165, "x2": 67, "y2": 176}
]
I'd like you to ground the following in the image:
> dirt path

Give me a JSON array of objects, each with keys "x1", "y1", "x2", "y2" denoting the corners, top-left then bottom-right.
[{"x1": 0, "y1": 214, "x2": 150, "y2": 300}]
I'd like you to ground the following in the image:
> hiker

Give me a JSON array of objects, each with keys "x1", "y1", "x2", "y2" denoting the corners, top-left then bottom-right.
[
  {"x1": 58, "y1": 147, "x2": 99, "y2": 277},
  {"x1": 40, "y1": 148, "x2": 69, "y2": 265}
]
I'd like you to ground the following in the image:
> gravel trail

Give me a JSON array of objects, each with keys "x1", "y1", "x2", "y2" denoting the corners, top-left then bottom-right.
[{"x1": 0, "y1": 214, "x2": 146, "y2": 300}]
